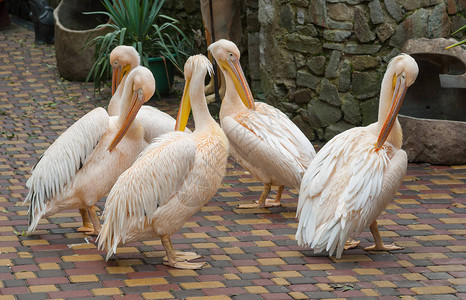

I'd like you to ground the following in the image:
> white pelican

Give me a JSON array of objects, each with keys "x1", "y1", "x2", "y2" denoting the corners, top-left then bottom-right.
[
  {"x1": 208, "y1": 39, "x2": 316, "y2": 208},
  {"x1": 97, "y1": 55, "x2": 229, "y2": 269},
  {"x1": 107, "y1": 45, "x2": 189, "y2": 143},
  {"x1": 295, "y1": 54, "x2": 419, "y2": 258},
  {"x1": 24, "y1": 66, "x2": 156, "y2": 235}
]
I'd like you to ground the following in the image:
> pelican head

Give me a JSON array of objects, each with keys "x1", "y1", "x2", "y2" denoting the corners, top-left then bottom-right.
[
  {"x1": 175, "y1": 55, "x2": 213, "y2": 131},
  {"x1": 376, "y1": 54, "x2": 419, "y2": 149},
  {"x1": 208, "y1": 39, "x2": 255, "y2": 109},
  {"x1": 108, "y1": 66, "x2": 155, "y2": 151},
  {"x1": 110, "y1": 46, "x2": 141, "y2": 95}
]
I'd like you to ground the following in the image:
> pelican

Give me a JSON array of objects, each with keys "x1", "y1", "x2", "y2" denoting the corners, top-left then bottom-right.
[
  {"x1": 24, "y1": 66, "x2": 156, "y2": 235},
  {"x1": 208, "y1": 39, "x2": 316, "y2": 208},
  {"x1": 295, "y1": 54, "x2": 419, "y2": 258},
  {"x1": 108, "y1": 45, "x2": 189, "y2": 143},
  {"x1": 97, "y1": 55, "x2": 229, "y2": 269}
]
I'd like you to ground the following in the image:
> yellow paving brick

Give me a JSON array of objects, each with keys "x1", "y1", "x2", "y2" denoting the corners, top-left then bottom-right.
[
  {"x1": 142, "y1": 292, "x2": 174, "y2": 299},
  {"x1": 218, "y1": 237, "x2": 238, "y2": 242},
  {"x1": 183, "y1": 233, "x2": 210, "y2": 239},
  {"x1": 62, "y1": 254, "x2": 104, "y2": 262},
  {"x1": 361, "y1": 289, "x2": 379, "y2": 296},
  {"x1": 415, "y1": 235, "x2": 454, "y2": 241},
  {"x1": 407, "y1": 224, "x2": 435, "y2": 230},
  {"x1": 69, "y1": 275, "x2": 99, "y2": 283},
  {"x1": 398, "y1": 214, "x2": 418, "y2": 219},
  {"x1": 418, "y1": 194, "x2": 451, "y2": 199},
  {"x1": 402, "y1": 273, "x2": 428, "y2": 281},
  {"x1": 386, "y1": 203, "x2": 401, "y2": 209},
  {"x1": 316, "y1": 283, "x2": 333, "y2": 291},
  {"x1": 257, "y1": 258, "x2": 286, "y2": 265},
  {"x1": 220, "y1": 192, "x2": 242, "y2": 197},
  {"x1": 223, "y1": 247, "x2": 243, "y2": 254},
  {"x1": 254, "y1": 241, "x2": 276, "y2": 247},
  {"x1": 431, "y1": 179, "x2": 463, "y2": 185},
  {"x1": 37, "y1": 262, "x2": 60, "y2": 270},
  {"x1": 0, "y1": 296, "x2": 15, "y2": 300},
  {"x1": 406, "y1": 185, "x2": 431, "y2": 191},
  {"x1": 192, "y1": 243, "x2": 219, "y2": 249},
  {"x1": 447, "y1": 245, "x2": 466, "y2": 252},
  {"x1": 376, "y1": 219, "x2": 398, "y2": 225},
  {"x1": 0, "y1": 259, "x2": 12, "y2": 266},
  {"x1": 168, "y1": 269, "x2": 198, "y2": 277},
  {"x1": 275, "y1": 251, "x2": 303, "y2": 257},
  {"x1": 205, "y1": 215, "x2": 223, "y2": 221},
  {"x1": 395, "y1": 241, "x2": 421, "y2": 247},
  {"x1": 185, "y1": 296, "x2": 231, "y2": 300},
  {"x1": 379, "y1": 230, "x2": 399, "y2": 237},
  {"x1": 440, "y1": 218, "x2": 466, "y2": 224},
  {"x1": 210, "y1": 255, "x2": 231, "y2": 260},
  {"x1": 183, "y1": 222, "x2": 200, "y2": 228},
  {"x1": 289, "y1": 292, "x2": 308, "y2": 299},
  {"x1": 29, "y1": 285, "x2": 58, "y2": 293},
  {"x1": 354, "y1": 268, "x2": 383, "y2": 275},
  {"x1": 429, "y1": 208, "x2": 454, "y2": 214},
  {"x1": 201, "y1": 206, "x2": 223, "y2": 212},
  {"x1": 306, "y1": 264, "x2": 335, "y2": 271},
  {"x1": 14, "y1": 271, "x2": 36, "y2": 279},
  {"x1": 398, "y1": 260, "x2": 414, "y2": 267},
  {"x1": 92, "y1": 288, "x2": 122, "y2": 296},
  {"x1": 233, "y1": 208, "x2": 270, "y2": 214},
  {"x1": 272, "y1": 271, "x2": 302, "y2": 278},
  {"x1": 235, "y1": 219, "x2": 271, "y2": 225},
  {"x1": 271, "y1": 277, "x2": 289, "y2": 285},
  {"x1": 0, "y1": 236, "x2": 19, "y2": 242},
  {"x1": 331, "y1": 255, "x2": 372, "y2": 263},
  {"x1": 449, "y1": 229, "x2": 466, "y2": 235},
  {"x1": 427, "y1": 265, "x2": 466, "y2": 272},
  {"x1": 374, "y1": 281, "x2": 397, "y2": 287},
  {"x1": 449, "y1": 278, "x2": 466, "y2": 285},
  {"x1": 280, "y1": 212, "x2": 296, "y2": 218},
  {"x1": 143, "y1": 251, "x2": 165, "y2": 258},
  {"x1": 237, "y1": 266, "x2": 260, "y2": 273},
  {"x1": 452, "y1": 188, "x2": 466, "y2": 194},
  {"x1": 327, "y1": 276, "x2": 358, "y2": 283},
  {"x1": 223, "y1": 273, "x2": 240, "y2": 280},
  {"x1": 106, "y1": 266, "x2": 135, "y2": 274},
  {"x1": 180, "y1": 281, "x2": 225, "y2": 289},
  {"x1": 124, "y1": 278, "x2": 168, "y2": 286},
  {"x1": 0, "y1": 247, "x2": 16, "y2": 253},
  {"x1": 251, "y1": 230, "x2": 272, "y2": 236},
  {"x1": 244, "y1": 286, "x2": 268, "y2": 294},
  {"x1": 408, "y1": 253, "x2": 449, "y2": 260},
  {"x1": 411, "y1": 286, "x2": 456, "y2": 295}
]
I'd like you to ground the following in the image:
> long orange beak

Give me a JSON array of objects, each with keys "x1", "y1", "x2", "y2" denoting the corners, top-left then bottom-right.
[
  {"x1": 108, "y1": 89, "x2": 145, "y2": 151},
  {"x1": 112, "y1": 64, "x2": 131, "y2": 95},
  {"x1": 375, "y1": 75, "x2": 407, "y2": 149},
  {"x1": 175, "y1": 78, "x2": 191, "y2": 131},
  {"x1": 218, "y1": 58, "x2": 255, "y2": 110}
]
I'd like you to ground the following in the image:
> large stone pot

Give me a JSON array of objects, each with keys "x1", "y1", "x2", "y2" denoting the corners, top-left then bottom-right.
[
  {"x1": 400, "y1": 38, "x2": 466, "y2": 165},
  {"x1": 54, "y1": 0, "x2": 110, "y2": 81}
]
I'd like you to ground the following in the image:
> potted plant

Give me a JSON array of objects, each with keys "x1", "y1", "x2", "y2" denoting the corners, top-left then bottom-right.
[{"x1": 86, "y1": 0, "x2": 192, "y2": 95}]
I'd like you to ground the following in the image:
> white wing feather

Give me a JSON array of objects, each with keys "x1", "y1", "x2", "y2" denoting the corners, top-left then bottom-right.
[
  {"x1": 24, "y1": 107, "x2": 108, "y2": 229},
  {"x1": 296, "y1": 127, "x2": 398, "y2": 258},
  {"x1": 98, "y1": 131, "x2": 196, "y2": 254}
]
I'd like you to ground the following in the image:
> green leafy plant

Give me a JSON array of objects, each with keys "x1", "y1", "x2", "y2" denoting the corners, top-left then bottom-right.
[
  {"x1": 446, "y1": 24, "x2": 466, "y2": 49},
  {"x1": 86, "y1": 0, "x2": 192, "y2": 92}
]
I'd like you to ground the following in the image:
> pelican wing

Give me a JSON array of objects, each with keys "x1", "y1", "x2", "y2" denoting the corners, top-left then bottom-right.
[
  {"x1": 223, "y1": 102, "x2": 315, "y2": 181},
  {"x1": 296, "y1": 127, "x2": 394, "y2": 258},
  {"x1": 99, "y1": 131, "x2": 195, "y2": 252},
  {"x1": 24, "y1": 107, "x2": 109, "y2": 228}
]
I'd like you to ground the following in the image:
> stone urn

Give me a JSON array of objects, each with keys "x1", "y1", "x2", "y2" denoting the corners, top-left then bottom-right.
[
  {"x1": 54, "y1": 0, "x2": 110, "y2": 81},
  {"x1": 399, "y1": 38, "x2": 466, "y2": 165}
]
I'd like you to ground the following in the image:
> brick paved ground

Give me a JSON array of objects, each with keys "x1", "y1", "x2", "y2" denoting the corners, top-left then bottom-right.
[{"x1": 1, "y1": 22, "x2": 465, "y2": 300}]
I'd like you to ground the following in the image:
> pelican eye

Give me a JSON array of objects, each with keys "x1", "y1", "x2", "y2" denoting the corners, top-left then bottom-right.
[{"x1": 228, "y1": 52, "x2": 235, "y2": 61}]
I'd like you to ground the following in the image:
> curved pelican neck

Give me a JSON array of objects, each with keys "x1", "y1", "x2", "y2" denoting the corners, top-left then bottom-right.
[
  {"x1": 108, "y1": 75, "x2": 128, "y2": 116},
  {"x1": 376, "y1": 62, "x2": 402, "y2": 149},
  {"x1": 189, "y1": 68, "x2": 216, "y2": 131},
  {"x1": 220, "y1": 68, "x2": 248, "y2": 119}
]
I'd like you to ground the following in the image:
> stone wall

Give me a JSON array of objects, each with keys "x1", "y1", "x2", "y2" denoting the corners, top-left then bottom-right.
[{"x1": 257, "y1": 0, "x2": 465, "y2": 142}]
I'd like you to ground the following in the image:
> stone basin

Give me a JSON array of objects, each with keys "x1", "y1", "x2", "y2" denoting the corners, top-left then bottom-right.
[{"x1": 399, "y1": 38, "x2": 466, "y2": 165}]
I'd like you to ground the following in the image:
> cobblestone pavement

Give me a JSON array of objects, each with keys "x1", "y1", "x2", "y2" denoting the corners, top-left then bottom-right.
[{"x1": 1, "y1": 22, "x2": 465, "y2": 300}]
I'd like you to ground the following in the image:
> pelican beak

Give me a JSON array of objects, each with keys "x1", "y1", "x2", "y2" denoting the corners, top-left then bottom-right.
[
  {"x1": 175, "y1": 78, "x2": 191, "y2": 131},
  {"x1": 375, "y1": 75, "x2": 407, "y2": 149},
  {"x1": 108, "y1": 88, "x2": 145, "y2": 151},
  {"x1": 112, "y1": 64, "x2": 131, "y2": 95},
  {"x1": 218, "y1": 58, "x2": 255, "y2": 109}
]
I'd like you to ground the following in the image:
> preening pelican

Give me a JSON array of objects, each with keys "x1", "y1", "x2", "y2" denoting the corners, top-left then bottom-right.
[
  {"x1": 108, "y1": 45, "x2": 190, "y2": 143},
  {"x1": 208, "y1": 39, "x2": 316, "y2": 208},
  {"x1": 295, "y1": 54, "x2": 419, "y2": 258},
  {"x1": 98, "y1": 55, "x2": 229, "y2": 269},
  {"x1": 24, "y1": 66, "x2": 156, "y2": 235}
]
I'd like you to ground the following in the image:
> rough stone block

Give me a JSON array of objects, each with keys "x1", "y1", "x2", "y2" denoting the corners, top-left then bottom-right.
[{"x1": 319, "y1": 79, "x2": 341, "y2": 106}]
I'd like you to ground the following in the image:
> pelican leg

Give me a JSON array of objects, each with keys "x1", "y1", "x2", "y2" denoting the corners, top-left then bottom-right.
[
  {"x1": 162, "y1": 238, "x2": 202, "y2": 262},
  {"x1": 364, "y1": 221, "x2": 403, "y2": 252},
  {"x1": 263, "y1": 185, "x2": 284, "y2": 208},
  {"x1": 161, "y1": 235, "x2": 205, "y2": 269},
  {"x1": 344, "y1": 238, "x2": 360, "y2": 250},
  {"x1": 85, "y1": 206, "x2": 102, "y2": 236},
  {"x1": 237, "y1": 183, "x2": 272, "y2": 209},
  {"x1": 77, "y1": 208, "x2": 94, "y2": 234}
]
